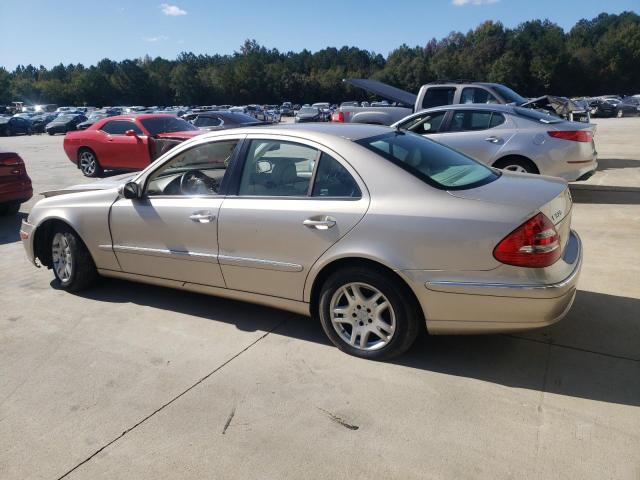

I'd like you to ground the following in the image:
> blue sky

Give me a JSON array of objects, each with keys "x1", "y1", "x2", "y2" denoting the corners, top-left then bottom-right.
[{"x1": 1, "y1": 0, "x2": 637, "y2": 70}]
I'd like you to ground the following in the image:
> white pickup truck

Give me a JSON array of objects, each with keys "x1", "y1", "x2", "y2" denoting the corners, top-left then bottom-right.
[{"x1": 332, "y1": 79, "x2": 589, "y2": 124}]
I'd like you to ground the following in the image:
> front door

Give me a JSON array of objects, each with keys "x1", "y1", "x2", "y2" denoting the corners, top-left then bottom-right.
[
  {"x1": 98, "y1": 120, "x2": 149, "y2": 169},
  {"x1": 218, "y1": 136, "x2": 369, "y2": 300},
  {"x1": 109, "y1": 137, "x2": 242, "y2": 287}
]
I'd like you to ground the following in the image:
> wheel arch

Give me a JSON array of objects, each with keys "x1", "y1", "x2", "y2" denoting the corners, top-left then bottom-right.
[
  {"x1": 33, "y1": 217, "x2": 92, "y2": 269},
  {"x1": 492, "y1": 154, "x2": 540, "y2": 174},
  {"x1": 306, "y1": 256, "x2": 425, "y2": 323}
]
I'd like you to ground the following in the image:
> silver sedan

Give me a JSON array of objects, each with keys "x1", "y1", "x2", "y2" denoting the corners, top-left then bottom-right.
[
  {"x1": 392, "y1": 104, "x2": 598, "y2": 181},
  {"x1": 21, "y1": 124, "x2": 582, "y2": 360}
]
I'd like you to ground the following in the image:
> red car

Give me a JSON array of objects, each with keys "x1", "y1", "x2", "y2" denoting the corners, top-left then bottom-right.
[
  {"x1": 0, "y1": 150, "x2": 32, "y2": 215},
  {"x1": 63, "y1": 114, "x2": 203, "y2": 177}
]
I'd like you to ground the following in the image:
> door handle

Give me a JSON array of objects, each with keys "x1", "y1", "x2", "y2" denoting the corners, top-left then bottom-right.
[
  {"x1": 485, "y1": 136, "x2": 500, "y2": 143},
  {"x1": 303, "y1": 216, "x2": 336, "y2": 230},
  {"x1": 190, "y1": 211, "x2": 215, "y2": 223}
]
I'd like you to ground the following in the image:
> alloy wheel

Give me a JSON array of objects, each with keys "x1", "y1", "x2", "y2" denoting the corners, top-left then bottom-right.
[
  {"x1": 329, "y1": 282, "x2": 396, "y2": 351},
  {"x1": 503, "y1": 164, "x2": 528, "y2": 173},
  {"x1": 52, "y1": 233, "x2": 73, "y2": 283},
  {"x1": 79, "y1": 151, "x2": 96, "y2": 176}
]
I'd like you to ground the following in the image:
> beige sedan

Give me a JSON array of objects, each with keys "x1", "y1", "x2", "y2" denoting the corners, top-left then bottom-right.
[{"x1": 21, "y1": 124, "x2": 582, "y2": 360}]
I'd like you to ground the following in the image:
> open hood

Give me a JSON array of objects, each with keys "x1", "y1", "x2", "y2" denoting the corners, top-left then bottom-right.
[
  {"x1": 41, "y1": 172, "x2": 136, "y2": 198},
  {"x1": 343, "y1": 78, "x2": 417, "y2": 107},
  {"x1": 520, "y1": 95, "x2": 586, "y2": 116}
]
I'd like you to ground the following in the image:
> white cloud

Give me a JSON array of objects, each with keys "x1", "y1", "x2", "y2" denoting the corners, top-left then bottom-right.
[
  {"x1": 144, "y1": 35, "x2": 169, "y2": 42},
  {"x1": 452, "y1": 0, "x2": 499, "y2": 6},
  {"x1": 160, "y1": 3, "x2": 187, "y2": 16}
]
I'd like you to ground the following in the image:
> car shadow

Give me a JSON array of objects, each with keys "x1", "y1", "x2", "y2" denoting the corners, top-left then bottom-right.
[
  {"x1": 569, "y1": 184, "x2": 640, "y2": 205},
  {"x1": 596, "y1": 158, "x2": 640, "y2": 172},
  {"x1": 72, "y1": 279, "x2": 640, "y2": 407},
  {"x1": 0, "y1": 212, "x2": 27, "y2": 245}
]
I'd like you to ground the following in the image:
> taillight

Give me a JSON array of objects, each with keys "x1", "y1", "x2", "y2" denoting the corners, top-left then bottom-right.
[
  {"x1": 548, "y1": 130, "x2": 593, "y2": 142},
  {"x1": 493, "y1": 213, "x2": 561, "y2": 268},
  {"x1": 332, "y1": 111, "x2": 344, "y2": 122}
]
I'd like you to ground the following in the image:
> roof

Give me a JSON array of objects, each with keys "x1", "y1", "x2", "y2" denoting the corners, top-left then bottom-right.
[
  {"x1": 199, "y1": 122, "x2": 393, "y2": 142},
  {"x1": 107, "y1": 113, "x2": 178, "y2": 121},
  {"x1": 418, "y1": 103, "x2": 518, "y2": 113}
]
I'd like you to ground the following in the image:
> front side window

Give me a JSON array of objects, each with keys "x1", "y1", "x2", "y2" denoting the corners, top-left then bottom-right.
[
  {"x1": 421, "y1": 88, "x2": 455, "y2": 109},
  {"x1": 140, "y1": 116, "x2": 197, "y2": 135},
  {"x1": 357, "y1": 131, "x2": 498, "y2": 190},
  {"x1": 146, "y1": 140, "x2": 239, "y2": 196},
  {"x1": 238, "y1": 140, "x2": 317, "y2": 196},
  {"x1": 400, "y1": 111, "x2": 447, "y2": 134},
  {"x1": 460, "y1": 87, "x2": 499, "y2": 104},
  {"x1": 101, "y1": 120, "x2": 143, "y2": 135}
]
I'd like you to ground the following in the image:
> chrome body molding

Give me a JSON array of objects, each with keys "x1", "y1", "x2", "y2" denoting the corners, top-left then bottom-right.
[
  {"x1": 112, "y1": 244, "x2": 219, "y2": 262},
  {"x1": 218, "y1": 255, "x2": 303, "y2": 272}
]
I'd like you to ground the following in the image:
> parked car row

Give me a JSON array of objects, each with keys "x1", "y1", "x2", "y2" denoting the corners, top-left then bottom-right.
[{"x1": 573, "y1": 95, "x2": 640, "y2": 118}]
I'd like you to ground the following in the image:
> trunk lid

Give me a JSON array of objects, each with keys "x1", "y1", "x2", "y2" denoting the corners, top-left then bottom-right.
[
  {"x1": 343, "y1": 78, "x2": 417, "y2": 107},
  {"x1": 448, "y1": 171, "x2": 573, "y2": 251}
]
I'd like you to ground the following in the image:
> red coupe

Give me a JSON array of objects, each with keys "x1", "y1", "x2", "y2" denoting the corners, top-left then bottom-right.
[
  {"x1": 63, "y1": 114, "x2": 203, "y2": 177},
  {"x1": 0, "y1": 150, "x2": 32, "y2": 215}
]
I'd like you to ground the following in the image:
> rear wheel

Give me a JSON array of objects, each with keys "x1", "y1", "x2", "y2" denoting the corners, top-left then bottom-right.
[
  {"x1": 0, "y1": 202, "x2": 20, "y2": 216},
  {"x1": 318, "y1": 267, "x2": 421, "y2": 360},
  {"x1": 51, "y1": 226, "x2": 97, "y2": 292},
  {"x1": 494, "y1": 157, "x2": 538, "y2": 174},
  {"x1": 78, "y1": 148, "x2": 103, "y2": 177}
]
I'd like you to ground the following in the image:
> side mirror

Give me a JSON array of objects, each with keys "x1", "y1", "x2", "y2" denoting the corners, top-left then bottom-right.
[
  {"x1": 125, "y1": 129, "x2": 138, "y2": 137},
  {"x1": 121, "y1": 181, "x2": 141, "y2": 199}
]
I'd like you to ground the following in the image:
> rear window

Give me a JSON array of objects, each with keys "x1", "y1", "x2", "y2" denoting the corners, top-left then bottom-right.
[
  {"x1": 422, "y1": 87, "x2": 455, "y2": 109},
  {"x1": 357, "y1": 131, "x2": 499, "y2": 190},
  {"x1": 140, "y1": 116, "x2": 197, "y2": 135},
  {"x1": 513, "y1": 107, "x2": 563, "y2": 124}
]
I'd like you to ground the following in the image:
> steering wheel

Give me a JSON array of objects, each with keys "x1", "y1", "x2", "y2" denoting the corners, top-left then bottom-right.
[{"x1": 179, "y1": 169, "x2": 218, "y2": 195}]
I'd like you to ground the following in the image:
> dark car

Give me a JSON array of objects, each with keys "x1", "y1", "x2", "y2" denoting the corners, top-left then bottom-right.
[
  {"x1": 77, "y1": 112, "x2": 114, "y2": 130},
  {"x1": 616, "y1": 96, "x2": 640, "y2": 118},
  {"x1": 294, "y1": 106, "x2": 322, "y2": 123},
  {"x1": 45, "y1": 114, "x2": 87, "y2": 135},
  {"x1": 589, "y1": 99, "x2": 617, "y2": 118},
  {"x1": 0, "y1": 150, "x2": 32, "y2": 215},
  {"x1": 191, "y1": 111, "x2": 266, "y2": 131},
  {"x1": 30, "y1": 113, "x2": 59, "y2": 133},
  {"x1": 0, "y1": 116, "x2": 32, "y2": 136}
]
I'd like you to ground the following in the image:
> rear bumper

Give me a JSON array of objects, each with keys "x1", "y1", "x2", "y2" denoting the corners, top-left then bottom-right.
[
  {"x1": 0, "y1": 179, "x2": 33, "y2": 204},
  {"x1": 20, "y1": 219, "x2": 37, "y2": 265},
  {"x1": 406, "y1": 230, "x2": 582, "y2": 334}
]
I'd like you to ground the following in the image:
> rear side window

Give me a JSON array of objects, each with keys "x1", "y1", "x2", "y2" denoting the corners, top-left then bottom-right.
[
  {"x1": 357, "y1": 131, "x2": 498, "y2": 190},
  {"x1": 460, "y1": 88, "x2": 499, "y2": 104},
  {"x1": 422, "y1": 88, "x2": 455, "y2": 109},
  {"x1": 194, "y1": 116, "x2": 222, "y2": 127},
  {"x1": 312, "y1": 153, "x2": 360, "y2": 198},
  {"x1": 449, "y1": 111, "x2": 505, "y2": 132},
  {"x1": 101, "y1": 120, "x2": 143, "y2": 135}
]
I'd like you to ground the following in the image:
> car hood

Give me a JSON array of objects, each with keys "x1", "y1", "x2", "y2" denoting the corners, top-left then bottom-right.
[
  {"x1": 155, "y1": 130, "x2": 202, "y2": 139},
  {"x1": 41, "y1": 172, "x2": 136, "y2": 198}
]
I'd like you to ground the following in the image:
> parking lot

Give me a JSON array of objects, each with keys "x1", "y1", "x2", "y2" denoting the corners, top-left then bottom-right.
[{"x1": 1, "y1": 118, "x2": 639, "y2": 479}]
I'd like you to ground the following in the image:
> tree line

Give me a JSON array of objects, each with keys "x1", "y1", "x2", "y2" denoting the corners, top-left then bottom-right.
[{"x1": 1, "y1": 11, "x2": 638, "y2": 107}]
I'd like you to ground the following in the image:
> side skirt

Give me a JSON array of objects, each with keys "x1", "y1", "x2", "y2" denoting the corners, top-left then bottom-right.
[{"x1": 97, "y1": 268, "x2": 311, "y2": 317}]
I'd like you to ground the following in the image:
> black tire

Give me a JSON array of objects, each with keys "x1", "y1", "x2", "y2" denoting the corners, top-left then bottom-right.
[
  {"x1": 50, "y1": 225, "x2": 98, "y2": 292},
  {"x1": 77, "y1": 148, "x2": 103, "y2": 177},
  {"x1": 6, "y1": 127, "x2": 13, "y2": 136},
  {"x1": 0, "y1": 202, "x2": 20, "y2": 216},
  {"x1": 493, "y1": 156, "x2": 538, "y2": 174},
  {"x1": 48, "y1": 131, "x2": 54, "y2": 135},
  {"x1": 317, "y1": 267, "x2": 422, "y2": 360}
]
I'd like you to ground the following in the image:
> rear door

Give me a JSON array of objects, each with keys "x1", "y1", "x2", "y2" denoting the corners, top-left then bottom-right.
[
  {"x1": 98, "y1": 120, "x2": 149, "y2": 169},
  {"x1": 217, "y1": 135, "x2": 369, "y2": 300},
  {"x1": 431, "y1": 110, "x2": 515, "y2": 164}
]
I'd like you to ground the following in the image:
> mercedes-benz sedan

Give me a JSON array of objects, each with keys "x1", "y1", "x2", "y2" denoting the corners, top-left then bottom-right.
[{"x1": 21, "y1": 124, "x2": 582, "y2": 360}]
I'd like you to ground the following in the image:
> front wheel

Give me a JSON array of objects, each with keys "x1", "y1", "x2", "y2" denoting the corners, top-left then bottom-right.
[
  {"x1": 318, "y1": 267, "x2": 421, "y2": 360},
  {"x1": 78, "y1": 149, "x2": 103, "y2": 177},
  {"x1": 51, "y1": 226, "x2": 97, "y2": 292}
]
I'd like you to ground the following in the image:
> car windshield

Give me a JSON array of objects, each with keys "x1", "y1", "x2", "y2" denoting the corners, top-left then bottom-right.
[
  {"x1": 357, "y1": 131, "x2": 498, "y2": 190},
  {"x1": 513, "y1": 107, "x2": 563, "y2": 124},
  {"x1": 299, "y1": 107, "x2": 318, "y2": 114},
  {"x1": 140, "y1": 116, "x2": 197, "y2": 135},
  {"x1": 492, "y1": 84, "x2": 528, "y2": 105}
]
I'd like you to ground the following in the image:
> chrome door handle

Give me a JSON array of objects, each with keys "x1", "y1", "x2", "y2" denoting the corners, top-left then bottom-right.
[
  {"x1": 190, "y1": 211, "x2": 215, "y2": 223},
  {"x1": 303, "y1": 216, "x2": 336, "y2": 230},
  {"x1": 485, "y1": 136, "x2": 500, "y2": 143}
]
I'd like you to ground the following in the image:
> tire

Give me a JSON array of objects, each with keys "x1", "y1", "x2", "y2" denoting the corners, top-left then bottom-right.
[
  {"x1": 493, "y1": 157, "x2": 538, "y2": 174},
  {"x1": 50, "y1": 225, "x2": 97, "y2": 292},
  {"x1": 0, "y1": 202, "x2": 20, "y2": 216},
  {"x1": 317, "y1": 267, "x2": 421, "y2": 360},
  {"x1": 77, "y1": 148, "x2": 103, "y2": 177},
  {"x1": 6, "y1": 127, "x2": 13, "y2": 136}
]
